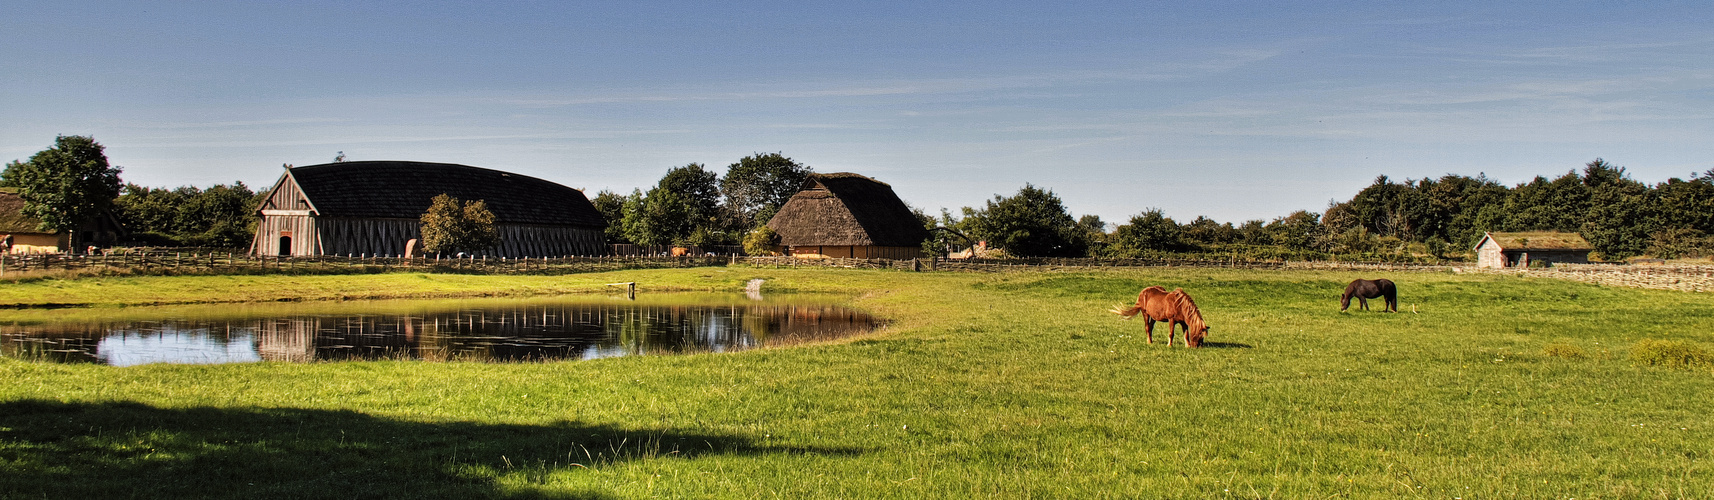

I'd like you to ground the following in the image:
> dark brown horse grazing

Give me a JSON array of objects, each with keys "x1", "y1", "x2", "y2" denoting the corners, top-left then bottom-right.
[
  {"x1": 1110, "y1": 286, "x2": 1210, "y2": 347},
  {"x1": 1341, "y1": 278, "x2": 1397, "y2": 312}
]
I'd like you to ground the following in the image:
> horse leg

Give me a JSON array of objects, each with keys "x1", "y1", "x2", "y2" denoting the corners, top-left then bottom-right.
[
  {"x1": 1358, "y1": 297, "x2": 1368, "y2": 311},
  {"x1": 1143, "y1": 317, "x2": 1155, "y2": 344}
]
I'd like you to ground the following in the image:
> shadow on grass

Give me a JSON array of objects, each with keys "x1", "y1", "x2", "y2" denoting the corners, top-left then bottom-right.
[
  {"x1": 1198, "y1": 341, "x2": 1253, "y2": 349},
  {"x1": 0, "y1": 399, "x2": 861, "y2": 499}
]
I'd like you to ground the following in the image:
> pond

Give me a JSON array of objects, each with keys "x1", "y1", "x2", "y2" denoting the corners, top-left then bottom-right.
[{"x1": 0, "y1": 294, "x2": 882, "y2": 366}]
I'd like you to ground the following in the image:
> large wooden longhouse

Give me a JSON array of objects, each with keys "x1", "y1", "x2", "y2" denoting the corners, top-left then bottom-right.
[
  {"x1": 252, "y1": 161, "x2": 606, "y2": 258},
  {"x1": 766, "y1": 173, "x2": 930, "y2": 260}
]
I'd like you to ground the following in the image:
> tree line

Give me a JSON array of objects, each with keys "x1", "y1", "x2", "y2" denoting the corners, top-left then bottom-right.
[
  {"x1": 939, "y1": 159, "x2": 1714, "y2": 261},
  {"x1": 6, "y1": 136, "x2": 1710, "y2": 261}
]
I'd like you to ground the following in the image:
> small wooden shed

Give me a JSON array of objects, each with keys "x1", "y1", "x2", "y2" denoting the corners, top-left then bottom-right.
[
  {"x1": 252, "y1": 161, "x2": 606, "y2": 257},
  {"x1": 765, "y1": 173, "x2": 930, "y2": 260},
  {"x1": 0, "y1": 188, "x2": 125, "y2": 254},
  {"x1": 1473, "y1": 231, "x2": 1593, "y2": 268}
]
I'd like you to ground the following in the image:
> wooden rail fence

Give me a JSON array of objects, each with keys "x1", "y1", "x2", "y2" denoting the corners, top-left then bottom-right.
[
  {"x1": 0, "y1": 251, "x2": 734, "y2": 278},
  {"x1": 7, "y1": 251, "x2": 1711, "y2": 293}
]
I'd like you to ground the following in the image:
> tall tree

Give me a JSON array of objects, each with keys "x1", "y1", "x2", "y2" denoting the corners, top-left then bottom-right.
[
  {"x1": 419, "y1": 194, "x2": 498, "y2": 255},
  {"x1": 961, "y1": 184, "x2": 1088, "y2": 257},
  {"x1": 625, "y1": 187, "x2": 692, "y2": 246},
  {"x1": 656, "y1": 163, "x2": 726, "y2": 244},
  {"x1": 1578, "y1": 159, "x2": 1652, "y2": 259},
  {"x1": 589, "y1": 189, "x2": 630, "y2": 244},
  {"x1": 719, "y1": 153, "x2": 813, "y2": 229},
  {"x1": 0, "y1": 136, "x2": 123, "y2": 244},
  {"x1": 658, "y1": 163, "x2": 721, "y2": 223}
]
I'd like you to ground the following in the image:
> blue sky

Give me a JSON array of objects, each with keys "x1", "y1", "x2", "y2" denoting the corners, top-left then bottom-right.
[{"x1": 4, "y1": 1, "x2": 1711, "y2": 224}]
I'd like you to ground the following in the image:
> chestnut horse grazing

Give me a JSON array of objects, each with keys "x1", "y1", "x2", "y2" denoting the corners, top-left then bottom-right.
[
  {"x1": 1341, "y1": 278, "x2": 1397, "y2": 312},
  {"x1": 1110, "y1": 286, "x2": 1210, "y2": 347}
]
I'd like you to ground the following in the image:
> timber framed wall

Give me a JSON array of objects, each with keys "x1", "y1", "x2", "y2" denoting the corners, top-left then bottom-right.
[{"x1": 258, "y1": 216, "x2": 606, "y2": 258}]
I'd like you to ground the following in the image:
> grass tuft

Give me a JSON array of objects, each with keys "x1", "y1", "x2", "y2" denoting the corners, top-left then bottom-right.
[
  {"x1": 1629, "y1": 338, "x2": 1712, "y2": 369},
  {"x1": 1542, "y1": 343, "x2": 1586, "y2": 360}
]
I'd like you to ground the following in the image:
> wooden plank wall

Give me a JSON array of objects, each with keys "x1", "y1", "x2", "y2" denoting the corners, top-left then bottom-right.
[{"x1": 254, "y1": 214, "x2": 318, "y2": 256}]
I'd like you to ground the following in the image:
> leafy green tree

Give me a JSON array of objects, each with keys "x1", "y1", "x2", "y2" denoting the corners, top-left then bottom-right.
[
  {"x1": 1265, "y1": 210, "x2": 1323, "y2": 250},
  {"x1": 1236, "y1": 220, "x2": 1269, "y2": 245},
  {"x1": 1578, "y1": 159, "x2": 1652, "y2": 259},
  {"x1": 1077, "y1": 214, "x2": 1110, "y2": 256},
  {"x1": 1432, "y1": 174, "x2": 1509, "y2": 247},
  {"x1": 112, "y1": 184, "x2": 181, "y2": 241},
  {"x1": 1652, "y1": 173, "x2": 1714, "y2": 234},
  {"x1": 178, "y1": 182, "x2": 264, "y2": 247},
  {"x1": 961, "y1": 184, "x2": 1088, "y2": 257},
  {"x1": 0, "y1": 136, "x2": 123, "y2": 244},
  {"x1": 659, "y1": 164, "x2": 721, "y2": 223},
  {"x1": 656, "y1": 164, "x2": 727, "y2": 244},
  {"x1": 1501, "y1": 172, "x2": 1588, "y2": 233},
  {"x1": 632, "y1": 187, "x2": 691, "y2": 246},
  {"x1": 114, "y1": 182, "x2": 264, "y2": 247},
  {"x1": 590, "y1": 189, "x2": 630, "y2": 244},
  {"x1": 720, "y1": 153, "x2": 813, "y2": 229},
  {"x1": 419, "y1": 194, "x2": 498, "y2": 255},
  {"x1": 1180, "y1": 216, "x2": 1236, "y2": 246},
  {"x1": 1342, "y1": 175, "x2": 1428, "y2": 240},
  {"x1": 1647, "y1": 228, "x2": 1711, "y2": 259},
  {"x1": 618, "y1": 189, "x2": 648, "y2": 245},
  {"x1": 1106, "y1": 209, "x2": 1186, "y2": 256}
]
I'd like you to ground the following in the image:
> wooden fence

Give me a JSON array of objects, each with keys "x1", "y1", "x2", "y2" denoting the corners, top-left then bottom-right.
[
  {"x1": 9, "y1": 251, "x2": 1712, "y2": 293},
  {"x1": 0, "y1": 251, "x2": 736, "y2": 278}
]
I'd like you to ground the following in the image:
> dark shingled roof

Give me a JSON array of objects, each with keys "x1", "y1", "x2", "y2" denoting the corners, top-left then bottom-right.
[
  {"x1": 767, "y1": 173, "x2": 930, "y2": 247},
  {"x1": 280, "y1": 161, "x2": 605, "y2": 227}
]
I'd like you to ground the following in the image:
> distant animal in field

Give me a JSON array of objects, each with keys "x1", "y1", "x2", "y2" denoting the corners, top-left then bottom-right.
[
  {"x1": 1341, "y1": 279, "x2": 1397, "y2": 312},
  {"x1": 1110, "y1": 286, "x2": 1209, "y2": 348}
]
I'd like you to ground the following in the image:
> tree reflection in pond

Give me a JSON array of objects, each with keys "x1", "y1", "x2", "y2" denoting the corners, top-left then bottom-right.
[{"x1": 0, "y1": 297, "x2": 881, "y2": 365}]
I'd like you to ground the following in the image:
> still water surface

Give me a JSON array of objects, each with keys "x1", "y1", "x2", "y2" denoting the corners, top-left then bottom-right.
[{"x1": 0, "y1": 295, "x2": 881, "y2": 365}]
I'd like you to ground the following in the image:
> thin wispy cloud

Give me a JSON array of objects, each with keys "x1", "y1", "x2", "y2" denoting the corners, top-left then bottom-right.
[{"x1": 4, "y1": 2, "x2": 1709, "y2": 224}]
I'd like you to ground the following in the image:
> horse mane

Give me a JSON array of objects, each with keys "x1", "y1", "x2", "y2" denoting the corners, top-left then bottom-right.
[{"x1": 1168, "y1": 288, "x2": 1206, "y2": 333}]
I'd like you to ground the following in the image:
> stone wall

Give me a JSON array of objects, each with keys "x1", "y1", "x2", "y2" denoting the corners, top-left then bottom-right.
[{"x1": 1459, "y1": 263, "x2": 1714, "y2": 292}]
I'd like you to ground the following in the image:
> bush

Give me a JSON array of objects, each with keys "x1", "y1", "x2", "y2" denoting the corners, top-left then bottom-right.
[
  {"x1": 743, "y1": 226, "x2": 781, "y2": 256},
  {"x1": 1629, "y1": 339, "x2": 1712, "y2": 369}
]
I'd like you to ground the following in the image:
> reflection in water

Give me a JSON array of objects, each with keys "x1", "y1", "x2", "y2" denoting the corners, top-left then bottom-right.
[{"x1": 1, "y1": 299, "x2": 880, "y2": 366}]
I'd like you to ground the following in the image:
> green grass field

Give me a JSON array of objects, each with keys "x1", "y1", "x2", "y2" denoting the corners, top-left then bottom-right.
[{"x1": 2, "y1": 267, "x2": 1711, "y2": 498}]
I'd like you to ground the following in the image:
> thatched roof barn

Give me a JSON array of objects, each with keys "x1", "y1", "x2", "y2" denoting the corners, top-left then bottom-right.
[
  {"x1": 1474, "y1": 231, "x2": 1593, "y2": 268},
  {"x1": 252, "y1": 161, "x2": 606, "y2": 257},
  {"x1": 1, "y1": 188, "x2": 124, "y2": 254},
  {"x1": 766, "y1": 173, "x2": 929, "y2": 260}
]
